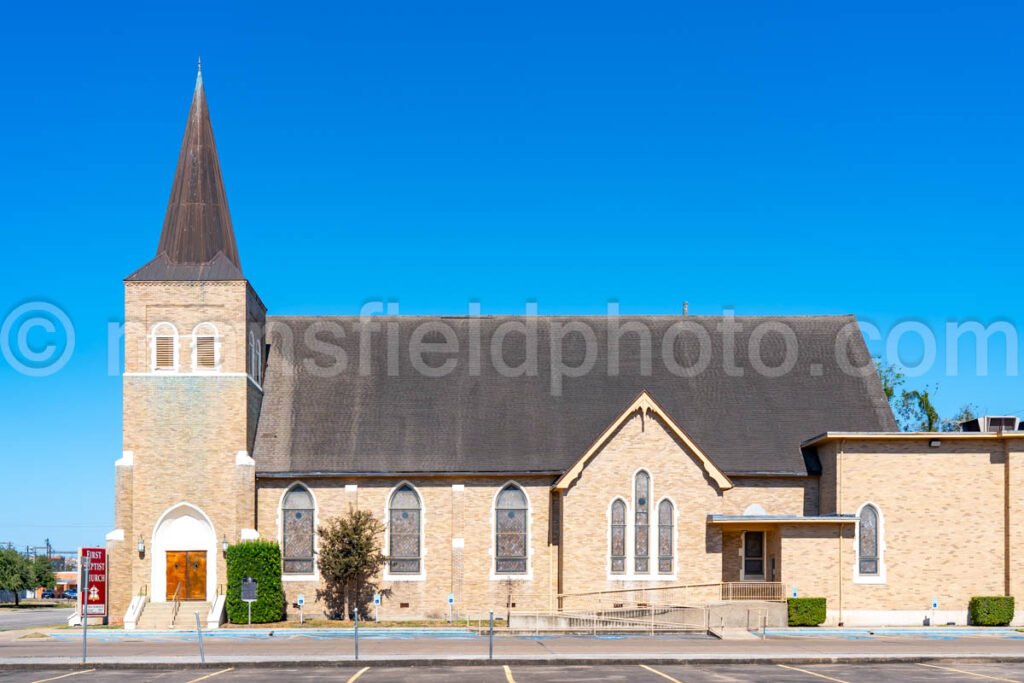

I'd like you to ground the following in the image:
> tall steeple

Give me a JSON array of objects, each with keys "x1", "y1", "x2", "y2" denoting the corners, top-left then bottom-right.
[{"x1": 128, "y1": 62, "x2": 243, "y2": 281}]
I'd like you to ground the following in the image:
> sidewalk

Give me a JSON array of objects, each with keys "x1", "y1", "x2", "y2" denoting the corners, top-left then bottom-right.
[{"x1": 3, "y1": 629, "x2": 1024, "y2": 669}]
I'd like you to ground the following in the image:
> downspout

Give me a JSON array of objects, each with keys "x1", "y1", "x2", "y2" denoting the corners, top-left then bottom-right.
[
  {"x1": 1005, "y1": 436, "x2": 1011, "y2": 597},
  {"x1": 837, "y1": 440, "x2": 844, "y2": 625}
]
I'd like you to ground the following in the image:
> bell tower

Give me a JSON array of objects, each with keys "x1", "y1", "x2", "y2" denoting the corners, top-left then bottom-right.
[{"x1": 107, "y1": 64, "x2": 266, "y2": 623}]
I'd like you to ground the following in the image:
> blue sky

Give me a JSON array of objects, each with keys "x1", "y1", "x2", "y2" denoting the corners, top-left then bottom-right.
[{"x1": 0, "y1": 0, "x2": 1020, "y2": 550}]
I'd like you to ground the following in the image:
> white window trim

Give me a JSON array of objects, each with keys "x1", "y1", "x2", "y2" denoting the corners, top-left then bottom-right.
[
  {"x1": 741, "y1": 528, "x2": 765, "y2": 581},
  {"x1": 655, "y1": 496, "x2": 678, "y2": 579},
  {"x1": 853, "y1": 501, "x2": 887, "y2": 585},
  {"x1": 383, "y1": 481, "x2": 427, "y2": 582},
  {"x1": 149, "y1": 322, "x2": 179, "y2": 373},
  {"x1": 606, "y1": 497, "x2": 629, "y2": 580},
  {"x1": 191, "y1": 323, "x2": 221, "y2": 374},
  {"x1": 489, "y1": 481, "x2": 533, "y2": 581},
  {"x1": 278, "y1": 482, "x2": 319, "y2": 583},
  {"x1": 633, "y1": 468, "x2": 653, "y2": 577},
  {"x1": 248, "y1": 330, "x2": 264, "y2": 387}
]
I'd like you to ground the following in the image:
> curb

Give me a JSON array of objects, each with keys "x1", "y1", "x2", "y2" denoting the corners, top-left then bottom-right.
[{"x1": 5, "y1": 654, "x2": 1024, "y2": 670}]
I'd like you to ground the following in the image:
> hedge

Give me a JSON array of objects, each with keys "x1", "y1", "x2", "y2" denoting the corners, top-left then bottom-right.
[
  {"x1": 225, "y1": 540, "x2": 284, "y2": 624},
  {"x1": 968, "y1": 596, "x2": 1014, "y2": 626},
  {"x1": 787, "y1": 597, "x2": 826, "y2": 626}
]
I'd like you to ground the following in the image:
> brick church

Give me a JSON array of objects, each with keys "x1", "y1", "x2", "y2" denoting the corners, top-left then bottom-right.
[{"x1": 107, "y1": 69, "x2": 1024, "y2": 628}]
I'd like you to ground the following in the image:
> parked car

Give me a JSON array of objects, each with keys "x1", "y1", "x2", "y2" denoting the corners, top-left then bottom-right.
[
  {"x1": 41, "y1": 589, "x2": 55, "y2": 599},
  {"x1": 62, "y1": 589, "x2": 77, "y2": 600}
]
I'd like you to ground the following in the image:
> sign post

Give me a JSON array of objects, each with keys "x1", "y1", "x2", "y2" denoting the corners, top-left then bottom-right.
[
  {"x1": 241, "y1": 577, "x2": 258, "y2": 626},
  {"x1": 447, "y1": 592, "x2": 455, "y2": 624},
  {"x1": 373, "y1": 592, "x2": 380, "y2": 623},
  {"x1": 297, "y1": 594, "x2": 305, "y2": 625},
  {"x1": 81, "y1": 556, "x2": 90, "y2": 664},
  {"x1": 354, "y1": 608, "x2": 359, "y2": 661}
]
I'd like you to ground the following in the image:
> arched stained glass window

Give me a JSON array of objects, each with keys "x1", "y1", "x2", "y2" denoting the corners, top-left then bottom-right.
[
  {"x1": 858, "y1": 504, "x2": 879, "y2": 576},
  {"x1": 610, "y1": 499, "x2": 626, "y2": 574},
  {"x1": 389, "y1": 485, "x2": 421, "y2": 574},
  {"x1": 658, "y1": 499, "x2": 674, "y2": 574},
  {"x1": 282, "y1": 485, "x2": 314, "y2": 574},
  {"x1": 634, "y1": 470, "x2": 650, "y2": 573},
  {"x1": 495, "y1": 484, "x2": 528, "y2": 574}
]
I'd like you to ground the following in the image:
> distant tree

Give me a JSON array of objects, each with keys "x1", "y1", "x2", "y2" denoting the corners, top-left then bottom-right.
[
  {"x1": 874, "y1": 358, "x2": 905, "y2": 402},
  {"x1": 897, "y1": 387, "x2": 941, "y2": 432},
  {"x1": 317, "y1": 507, "x2": 388, "y2": 620},
  {"x1": 0, "y1": 549, "x2": 31, "y2": 606},
  {"x1": 941, "y1": 404, "x2": 979, "y2": 432},
  {"x1": 30, "y1": 555, "x2": 55, "y2": 592}
]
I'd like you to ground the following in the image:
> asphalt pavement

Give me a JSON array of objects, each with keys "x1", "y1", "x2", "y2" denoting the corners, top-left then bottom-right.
[
  {"x1": 5, "y1": 663, "x2": 1024, "y2": 683},
  {"x1": 0, "y1": 609, "x2": 72, "y2": 632}
]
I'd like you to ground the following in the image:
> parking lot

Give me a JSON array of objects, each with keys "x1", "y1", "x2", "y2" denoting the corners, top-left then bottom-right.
[{"x1": 4, "y1": 663, "x2": 1024, "y2": 683}]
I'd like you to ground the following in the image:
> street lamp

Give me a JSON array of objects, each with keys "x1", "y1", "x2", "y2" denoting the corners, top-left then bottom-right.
[{"x1": 221, "y1": 535, "x2": 229, "y2": 556}]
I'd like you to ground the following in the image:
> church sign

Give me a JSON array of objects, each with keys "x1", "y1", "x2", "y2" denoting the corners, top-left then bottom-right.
[{"x1": 79, "y1": 547, "x2": 107, "y2": 618}]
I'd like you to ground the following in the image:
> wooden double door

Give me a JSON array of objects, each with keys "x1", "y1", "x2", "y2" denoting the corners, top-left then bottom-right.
[{"x1": 166, "y1": 551, "x2": 207, "y2": 601}]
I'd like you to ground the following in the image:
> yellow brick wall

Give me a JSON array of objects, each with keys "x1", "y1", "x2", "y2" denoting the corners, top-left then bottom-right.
[
  {"x1": 255, "y1": 476, "x2": 558, "y2": 620},
  {"x1": 558, "y1": 411, "x2": 727, "y2": 596},
  {"x1": 109, "y1": 280, "x2": 265, "y2": 623}
]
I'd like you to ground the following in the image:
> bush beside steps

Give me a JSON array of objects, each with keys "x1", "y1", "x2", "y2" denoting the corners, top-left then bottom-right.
[{"x1": 787, "y1": 597, "x2": 826, "y2": 627}]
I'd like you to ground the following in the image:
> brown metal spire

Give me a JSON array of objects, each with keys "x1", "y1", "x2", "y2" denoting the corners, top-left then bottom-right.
[{"x1": 154, "y1": 61, "x2": 241, "y2": 270}]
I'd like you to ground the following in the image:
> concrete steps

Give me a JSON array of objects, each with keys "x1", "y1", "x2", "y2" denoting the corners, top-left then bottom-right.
[{"x1": 135, "y1": 601, "x2": 211, "y2": 630}]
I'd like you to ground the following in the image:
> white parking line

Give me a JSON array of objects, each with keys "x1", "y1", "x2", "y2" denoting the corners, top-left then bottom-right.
[
  {"x1": 776, "y1": 664, "x2": 852, "y2": 683},
  {"x1": 503, "y1": 664, "x2": 516, "y2": 683},
  {"x1": 918, "y1": 663, "x2": 1023, "y2": 683},
  {"x1": 347, "y1": 667, "x2": 370, "y2": 683},
  {"x1": 639, "y1": 664, "x2": 687, "y2": 683},
  {"x1": 184, "y1": 668, "x2": 234, "y2": 683},
  {"x1": 31, "y1": 671, "x2": 96, "y2": 683}
]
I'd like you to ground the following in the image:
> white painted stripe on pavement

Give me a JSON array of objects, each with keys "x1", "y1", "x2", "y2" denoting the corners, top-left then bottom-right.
[
  {"x1": 184, "y1": 668, "x2": 234, "y2": 683},
  {"x1": 919, "y1": 663, "x2": 1023, "y2": 683},
  {"x1": 347, "y1": 666, "x2": 370, "y2": 683},
  {"x1": 777, "y1": 664, "x2": 852, "y2": 683},
  {"x1": 503, "y1": 664, "x2": 516, "y2": 683},
  {"x1": 31, "y1": 671, "x2": 96, "y2": 683},
  {"x1": 639, "y1": 664, "x2": 686, "y2": 683}
]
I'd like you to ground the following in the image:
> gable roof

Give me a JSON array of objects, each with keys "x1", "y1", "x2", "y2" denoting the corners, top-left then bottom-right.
[
  {"x1": 553, "y1": 391, "x2": 733, "y2": 491},
  {"x1": 252, "y1": 315, "x2": 896, "y2": 476},
  {"x1": 127, "y1": 65, "x2": 242, "y2": 282}
]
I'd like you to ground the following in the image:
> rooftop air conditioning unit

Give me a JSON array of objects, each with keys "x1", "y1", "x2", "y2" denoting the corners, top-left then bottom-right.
[{"x1": 960, "y1": 416, "x2": 1020, "y2": 432}]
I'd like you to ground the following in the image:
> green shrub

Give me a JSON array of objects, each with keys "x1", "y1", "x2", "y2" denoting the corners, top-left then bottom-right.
[
  {"x1": 787, "y1": 597, "x2": 826, "y2": 627},
  {"x1": 225, "y1": 540, "x2": 284, "y2": 624},
  {"x1": 968, "y1": 596, "x2": 1014, "y2": 626}
]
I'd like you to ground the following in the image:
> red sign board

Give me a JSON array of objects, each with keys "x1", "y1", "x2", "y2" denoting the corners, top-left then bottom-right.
[{"x1": 79, "y1": 547, "x2": 107, "y2": 618}]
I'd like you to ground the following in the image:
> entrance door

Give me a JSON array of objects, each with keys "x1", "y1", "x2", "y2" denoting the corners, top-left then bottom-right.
[
  {"x1": 742, "y1": 532, "x2": 765, "y2": 580},
  {"x1": 165, "y1": 551, "x2": 207, "y2": 601}
]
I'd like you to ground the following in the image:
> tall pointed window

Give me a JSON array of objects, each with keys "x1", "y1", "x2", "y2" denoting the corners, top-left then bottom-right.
[
  {"x1": 248, "y1": 331, "x2": 262, "y2": 384},
  {"x1": 610, "y1": 499, "x2": 626, "y2": 574},
  {"x1": 192, "y1": 323, "x2": 219, "y2": 371},
  {"x1": 495, "y1": 484, "x2": 528, "y2": 574},
  {"x1": 389, "y1": 485, "x2": 421, "y2": 574},
  {"x1": 151, "y1": 323, "x2": 179, "y2": 371},
  {"x1": 282, "y1": 485, "x2": 315, "y2": 574},
  {"x1": 858, "y1": 504, "x2": 880, "y2": 576},
  {"x1": 658, "y1": 499, "x2": 674, "y2": 574},
  {"x1": 634, "y1": 470, "x2": 650, "y2": 573}
]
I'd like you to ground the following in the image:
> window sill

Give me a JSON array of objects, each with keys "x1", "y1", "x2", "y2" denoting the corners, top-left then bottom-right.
[
  {"x1": 282, "y1": 573, "x2": 318, "y2": 583},
  {"x1": 490, "y1": 572, "x2": 533, "y2": 581},
  {"x1": 384, "y1": 573, "x2": 426, "y2": 582}
]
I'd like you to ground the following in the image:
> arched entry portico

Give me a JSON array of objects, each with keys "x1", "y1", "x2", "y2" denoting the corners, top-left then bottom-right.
[{"x1": 150, "y1": 503, "x2": 217, "y2": 602}]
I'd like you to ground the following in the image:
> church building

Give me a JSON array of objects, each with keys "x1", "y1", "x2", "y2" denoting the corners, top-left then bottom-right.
[{"x1": 107, "y1": 70, "x2": 1024, "y2": 629}]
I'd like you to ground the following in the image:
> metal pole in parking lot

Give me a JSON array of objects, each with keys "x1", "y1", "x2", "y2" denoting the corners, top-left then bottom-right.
[
  {"x1": 81, "y1": 557, "x2": 90, "y2": 664},
  {"x1": 488, "y1": 610, "x2": 494, "y2": 660},
  {"x1": 354, "y1": 607, "x2": 359, "y2": 660},
  {"x1": 196, "y1": 611, "x2": 206, "y2": 663}
]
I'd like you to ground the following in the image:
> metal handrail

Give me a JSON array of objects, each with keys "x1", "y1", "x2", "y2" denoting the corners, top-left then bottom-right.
[{"x1": 169, "y1": 582, "x2": 183, "y2": 628}]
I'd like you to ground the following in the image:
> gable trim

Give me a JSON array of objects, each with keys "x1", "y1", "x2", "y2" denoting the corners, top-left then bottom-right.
[{"x1": 552, "y1": 390, "x2": 733, "y2": 492}]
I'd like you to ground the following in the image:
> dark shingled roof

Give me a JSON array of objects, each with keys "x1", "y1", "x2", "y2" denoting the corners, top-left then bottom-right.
[
  {"x1": 252, "y1": 315, "x2": 896, "y2": 476},
  {"x1": 127, "y1": 65, "x2": 242, "y2": 282}
]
